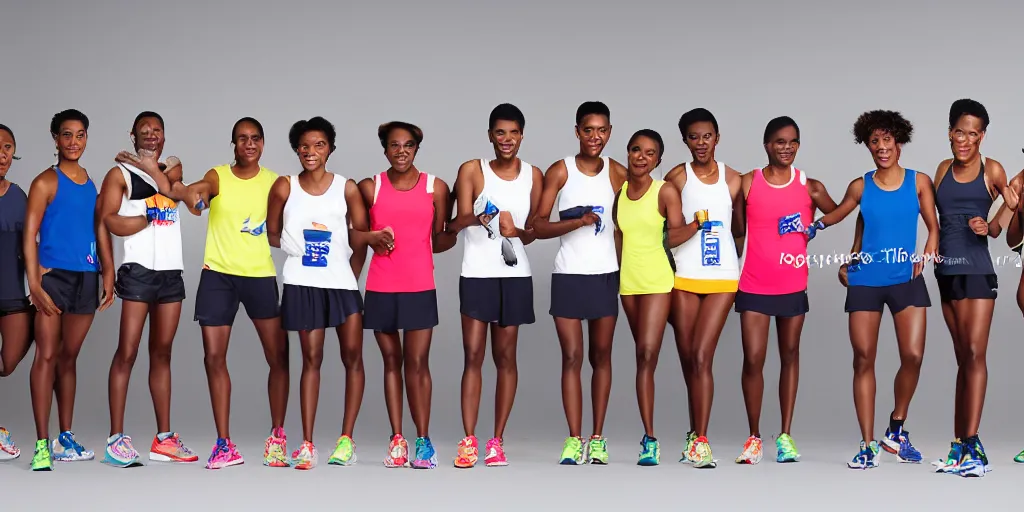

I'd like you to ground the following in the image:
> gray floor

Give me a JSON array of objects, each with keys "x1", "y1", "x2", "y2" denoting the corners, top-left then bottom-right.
[{"x1": 0, "y1": 437, "x2": 1015, "y2": 509}]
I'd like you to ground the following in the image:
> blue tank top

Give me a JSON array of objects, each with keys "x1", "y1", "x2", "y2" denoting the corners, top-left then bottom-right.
[
  {"x1": 848, "y1": 169, "x2": 919, "y2": 287},
  {"x1": 38, "y1": 167, "x2": 100, "y2": 273},
  {"x1": 934, "y1": 160, "x2": 994, "y2": 275}
]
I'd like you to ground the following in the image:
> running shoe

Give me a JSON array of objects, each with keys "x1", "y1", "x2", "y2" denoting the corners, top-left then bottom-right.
[
  {"x1": 454, "y1": 435, "x2": 478, "y2": 468},
  {"x1": 847, "y1": 440, "x2": 880, "y2": 469},
  {"x1": 637, "y1": 434, "x2": 659, "y2": 466},
  {"x1": 205, "y1": 438, "x2": 243, "y2": 469},
  {"x1": 1015, "y1": 447, "x2": 1024, "y2": 464},
  {"x1": 52, "y1": 431, "x2": 94, "y2": 462},
  {"x1": 587, "y1": 436, "x2": 609, "y2": 465},
  {"x1": 411, "y1": 436, "x2": 438, "y2": 469},
  {"x1": 31, "y1": 439, "x2": 51, "y2": 471},
  {"x1": 679, "y1": 430, "x2": 697, "y2": 463},
  {"x1": 0, "y1": 427, "x2": 20, "y2": 460},
  {"x1": 292, "y1": 441, "x2": 318, "y2": 470},
  {"x1": 689, "y1": 436, "x2": 716, "y2": 468},
  {"x1": 384, "y1": 433, "x2": 409, "y2": 468},
  {"x1": 735, "y1": 435, "x2": 763, "y2": 465},
  {"x1": 263, "y1": 427, "x2": 290, "y2": 467},
  {"x1": 958, "y1": 435, "x2": 990, "y2": 477},
  {"x1": 149, "y1": 432, "x2": 199, "y2": 463},
  {"x1": 103, "y1": 433, "x2": 142, "y2": 468},
  {"x1": 881, "y1": 426, "x2": 922, "y2": 463},
  {"x1": 932, "y1": 439, "x2": 962, "y2": 474},
  {"x1": 559, "y1": 436, "x2": 584, "y2": 465},
  {"x1": 484, "y1": 437, "x2": 508, "y2": 467},
  {"x1": 327, "y1": 435, "x2": 357, "y2": 466},
  {"x1": 775, "y1": 433, "x2": 800, "y2": 463}
]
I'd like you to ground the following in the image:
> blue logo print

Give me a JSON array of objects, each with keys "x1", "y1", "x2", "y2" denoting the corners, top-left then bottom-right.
[
  {"x1": 241, "y1": 216, "x2": 266, "y2": 236},
  {"x1": 591, "y1": 205, "x2": 605, "y2": 235},
  {"x1": 778, "y1": 213, "x2": 803, "y2": 236},
  {"x1": 302, "y1": 229, "x2": 332, "y2": 267},
  {"x1": 702, "y1": 221, "x2": 723, "y2": 266}
]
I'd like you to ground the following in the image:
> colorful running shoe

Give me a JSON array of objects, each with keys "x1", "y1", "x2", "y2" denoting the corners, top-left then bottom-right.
[
  {"x1": 454, "y1": 435, "x2": 478, "y2": 468},
  {"x1": 1015, "y1": 447, "x2": 1024, "y2": 464},
  {"x1": 775, "y1": 433, "x2": 800, "y2": 463},
  {"x1": 847, "y1": 440, "x2": 880, "y2": 469},
  {"x1": 735, "y1": 435, "x2": 763, "y2": 464},
  {"x1": 411, "y1": 436, "x2": 438, "y2": 469},
  {"x1": 637, "y1": 434, "x2": 659, "y2": 466},
  {"x1": 292, "y1": 441, "x2": 318, "y2": 470},
  {"x1": 881, "y1": 426, "x2": 922, "y2": 463},
  {"x1": 103, "y1": 433, "x2": 142, "y2": 467},
  {"x1": 149, "y1": 432, "x2": 199, "y2": 462},
  {"x1": 958, "y1": 435, "x2": 990, "y2": 477},
  {"x1": 384, "y1": 434, "x2": 409, "y2": 468},
  {"x1": 587, "y1": 436, "x2": 609, "y2": 465},
  {"x1": 932, "y1": 439, "x2": 962, "y2": 474},
  {"x1": 689, "y1": 436, "x2": 716, "y2": 468},
  {"x1": 484, "y1": 437, "x2": 508, "y2": 467},
  {"x1": 263, "y1": 427, "x2": 290, "y2": 467},
  {"x1": 205, "y1": 438, "x2": 244, "y2": 469},
  {"x1": 31, "y1": 439, "x2": 51, "y2": 471},
  {"x1": 0, "y1": 427, "x2": 20, "y2": 460},
  {"x1": 679, "y1": 430, "x2": 697, "y2": 463},
  {"x1": 559, "y1": 436, "x2": 584, "y2": 465},
  {"x1": 327, "y1": 435, "x2": 357, "y2": 466},
  {"x1": 51, "y1": 431, "x2": 94, "y2": 462}
]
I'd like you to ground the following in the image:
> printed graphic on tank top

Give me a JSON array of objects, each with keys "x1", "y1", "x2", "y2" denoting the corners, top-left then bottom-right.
[
  {"x1": 281, "y1": 174, "x2": 358, "y2": 290},
  {"x1": 117, "y1": 163, "x2": 183, "y2": 271},
  {"x1": 671, "y1": 162, "x2": 739, "y2": 288},
  {"x1": 738, "y1": 167, "x2": 813, "y2": 295},
  {"x1": 461, "y1": 159, "x2": 534, "y2": 279},
  {"x1": 38, "y1": 166, "x2": 100, "y2": 273},
  {"x1": 365, "y1": 171, "x2": 436, "y2": 293},
  {"x1": 553, "y1": 156, "x2": 618, "y2": 275},
  {"x1": 934, "y1": 158, "x2": 995, "y2": 276},
  {"x1": 0, "y1": 183, "x2": 28, "y2": 301},
  {"x1": 847, "y1": 169, "x2": 920, "y2": 287}
]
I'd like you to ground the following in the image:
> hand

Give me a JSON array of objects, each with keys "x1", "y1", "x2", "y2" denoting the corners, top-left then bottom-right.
[
  {"x1": 968, "y1": 216, "x2": 988, "y2": 236},
  {"x1": 186, "y1": 184, "x2": 209, "y2": 212},
  {"x1": 164, "y1": 155, "x2": 181, "y2": 170},
  {"x1": 1004, "y1": 181, "x2": 1020, "y2": 211},
  {"x1": 804, "y1": 220, "x2": 825, "y2": 240},
  {"x1": 838, "y1": 263, "x2": 849, "y2": 288},
  {"x1": 29, "y1": 283, "x2": 60, "y2": 316},
  {"x1": 579, "y1": 211, "x2": 600, "y2": 226},
  {"x1": 370, "y1": 227, "x2": 395, "y2": 256},
  {"x1": 915, "y1": 239, "x2": 938, "y2": 278},
  {"x1": 498, "y1": 211, "x2": 517, "y2": 237},
  {"x1": 99, "y1": 273, "x2": 115, "y2": 311}
]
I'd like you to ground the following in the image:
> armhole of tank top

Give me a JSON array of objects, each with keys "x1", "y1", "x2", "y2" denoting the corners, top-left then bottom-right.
[
  {"x1": 797, "y1": 168, "x2": 808, "y2": 186},
  {"x1": 118, "y1": 164, "x2": 132, "y2": 199},
  {"x1": 425, "y1": 173, "x2": 435, "y2": 194},
  {"x1": 372, "y1": 173, "x2": 382, "y2": 206}
]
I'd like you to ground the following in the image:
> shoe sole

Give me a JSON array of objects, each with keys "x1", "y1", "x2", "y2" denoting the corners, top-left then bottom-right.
[
  {"x1": 149, "y1": 451, "x2": 199, "y2": 463},
  {"x1": 103, "y1": 454, "x2": 144, "y2": 468},
  {"x1": 637, "y1": 460, "x2": 659, "y2": 466},
  {"x1": 485, "y1": 461, "x2": 509, "y2": 467},
  {"x1": 0, "y1": 452, "x2": 20, "y2": 461},
  {"x1": 206, "y1": 459, "x2": 244, "y2": 470},
  {"x1": 327, "y1": 454, "x2": 357, "y2": 466}
]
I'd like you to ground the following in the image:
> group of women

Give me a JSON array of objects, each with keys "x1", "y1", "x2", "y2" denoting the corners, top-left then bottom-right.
[{"x1": 0, "y1": 99, "x2": 1022, "y2": 478}]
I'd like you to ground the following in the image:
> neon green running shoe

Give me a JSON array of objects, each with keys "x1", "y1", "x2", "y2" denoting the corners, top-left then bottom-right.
[
  {"x1": 776, "y1": 433, "x2": 800, "y2": 463},
  {"x1": 587, "y1": 436, "x2": 609, "y2": 465},
  {"x1": 327, "y1": 435, "x2": 357, "y2": 466},
  {"x1": 31, "y1": 439, "x2": 52, "y2": 471},
  {"x1": 1014, "y1": 447, "x2": 1024, "y2": 464},
  {"x1": 679, "y1": 431, "x2": 697, "y2": 463},
  {"x1": 558, "y1": 436, "x2": 584, "y2": 465}
]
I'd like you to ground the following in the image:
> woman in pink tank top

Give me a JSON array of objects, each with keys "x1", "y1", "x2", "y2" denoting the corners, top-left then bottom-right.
[
  {"x1": 357, "y1": 121, "x2": 457, "y2": 469},
  {"x1": 732, "y1": 117, "x2": 841, "y2": 464}
]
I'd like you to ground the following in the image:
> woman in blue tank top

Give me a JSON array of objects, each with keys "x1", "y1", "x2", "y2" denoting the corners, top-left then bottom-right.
[
  {"x1": 804, "y1": 110, "x2": 939, "y2": 470},
  {"x1": 22, "y1": 109, "x2": 115, "y2": 471}
]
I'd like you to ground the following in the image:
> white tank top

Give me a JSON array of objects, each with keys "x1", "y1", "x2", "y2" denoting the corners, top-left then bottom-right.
[
  {"x1": 671, "y1": 161, "x2": 739, "y2": 281},
  {"x1": 461, "y1": 159, "x2": 533, "y2": 278},
  {"x1": 117, "y1": 163, "x2": 183, "y2": 271},
  {"x1": 281, "y1": 174, "x2": 358, "y2": 290},
  {"x1": 552, "y1": 156, "x2": 618, "y2": 275}
]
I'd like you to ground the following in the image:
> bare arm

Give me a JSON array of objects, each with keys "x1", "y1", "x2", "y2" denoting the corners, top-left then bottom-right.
[
  {"x1": 266, "y1": 176, "x2": 289, "y2": 249},
  {"x1": 660, "y1": 181, "x2": 685, "y2": 238},
  {"x1": 531, "y1": 161, "x2": 585, "y2": 239},
  {"x1": 184, "y1": 168, "x2": 220, "y2": 216},
  {"x1": 347, "y1": 178, "x2": 372, "y2": 278},
  {"x1": 94, "y1": 174, "x2": 116, "y2": 311},
  {"x1": 807, "y1": 178, "x2": 839, "y2": 215},
  {"x1": 986, "y1": 162, "x2": 1019, "y2": 238},
  {"x1": 432, "y1": 177, "x2": 458, "y2": 253},
  {"x1": 23, "y1": 169, "x2": 59, "y2": 315},
  {"x1": 727, "y1": 167, "x2": 745, "y2": 257},
  {"x1": 517, "y1": 165, "x2": 544, "y2": 245},
  {"x1": 917, "y1": 172, "x2": 940, "y2": 256},
  {"x1": 449, "y1": 160, "x2": 485, "y2": 232},
  {"x1": 98, "y1": 167, "x2": 148, "y2": 237},
  {"x1": 612, "y1": 192, "x2": 622, "y2": 267},
  {"x1": 814, "y1": 177, "x2": 864, "y2": 228}
]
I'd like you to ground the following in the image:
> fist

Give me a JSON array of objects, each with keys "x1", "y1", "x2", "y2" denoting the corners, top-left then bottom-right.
[
  {"x1": 498, "y1": 211, "x2": 517, "y2": 237},
  {"x1": 968, "y1": 216, "x2": 988, "y2": 236}
]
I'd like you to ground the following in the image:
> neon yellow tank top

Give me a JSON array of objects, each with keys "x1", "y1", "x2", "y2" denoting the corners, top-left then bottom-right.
[
  {"x1": 617, "y1": 179, "x2": 674, "y2": 295},
  {"x1": 203, "y1": 164, "x2": 278, "y2": 277}
]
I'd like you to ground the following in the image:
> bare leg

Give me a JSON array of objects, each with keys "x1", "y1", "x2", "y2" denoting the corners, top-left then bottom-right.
[
  {"x1": 336, "y1": 313, "x2": 365, "y2": 437},
  {"x1": 201, "y1": 325, "x2": 232, "y2": 439},
  {"x1": 890, "y1": 306, "x2": 926, "y2": 423},
  {"x1": 252, "y1": 317, "x2": 289, "y2": 429},
  {"x1": 0, "y1": 310, "x2": 34, "y2": 377},
  {"x1": 739, "y1": 311, "x2": 770, "y2": 437},
  {"x1": 108, "y1": 301, "x2": 149, "y2": 435},
  {"x1": 54, "y1": 314, "x2": 95, "y2": 432},
  {"x1": 670, "y1": 290, "x2": 701, "y2": 432},
  {"x1": 951, "y1": 299, "x2": 993, "y2": 438},
  {"x1": 850, "y1": 311, "x2": 882, "y2": 442},
  {"x1": 689, "y1": 292, "x2": 735, "y2": 437},
  {"x1": 621, "y1": 293, "x2": 671, "y2": 437},
  {"x1": 491, "y1": 324, "x2": 519, "y2": 440},
  {"x1": 776, "y1": 315, "x2": 805, "y2": 435},
  {"x1": 941, "y1": 301, "x2": 965, "y2": 438},
  {"x1": 30, "y1": 312, "x2": 62, "y2": 439},
  {"x1": 460, "y1": 315, "x2": 488, "y2": 437},
  {"x1": 148, "y1": 301, "x2": 182, "y2": 434},
  {"x1": 588, "y1": 315, "x2": 616, "y2": 437},
  {"x1": 555, "y1": 317, "x2": 584, "y2": 438},
  {"x1": 298, "y1": 328, "x2": 326, "y2": 442},
  {"x1": 403, "y1": 328, "x2": 433, "y2": 438},
  {"x1": 375, "y1": 331, "x2": 404, "y2": 435}
]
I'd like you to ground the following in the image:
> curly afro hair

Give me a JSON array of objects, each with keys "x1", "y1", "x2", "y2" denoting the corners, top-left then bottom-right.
[{"x1": 852, "y1": 110, "x2": 913, "y2": 145}]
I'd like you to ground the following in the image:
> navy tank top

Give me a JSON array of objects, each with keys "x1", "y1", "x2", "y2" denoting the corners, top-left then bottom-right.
[
  {"x1": 0, "y1": 183, "x2": 28, "y2": 302},
  {"x1": 934, "y1": 159, "x2": 994, "y2": 275},
  {"x1": 848, "y1": 169, "x2": 920, "y2": 287},
  {"x1": 38, "y1": 167, "x2": 100, "y2": 272}
]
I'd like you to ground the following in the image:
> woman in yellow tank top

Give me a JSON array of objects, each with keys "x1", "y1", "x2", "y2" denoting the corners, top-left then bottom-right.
[
  {"x1": 613, "y1": 129, "x2": 684, "y2": 465},
  {"x1": 184, "y1": 117, "x2": 290, "y2": 470}
]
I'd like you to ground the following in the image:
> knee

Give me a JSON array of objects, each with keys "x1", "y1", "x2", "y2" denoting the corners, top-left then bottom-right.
[
  {"x1": 341, "y1": 349, "x2": 363, "y2": 372},
  {"x1": 852, "y1": 351, "x2": 874, "y2": 374},
  {"x1": 742, "y1": 351, "x2": 766, "y2": 375},
  {"x1": 563, "y1": 346, "x2": 584, "y2": 371},
  {"x1": 779, "y1": 345, "x2": 800, "y2": 367},
  {"x1": 149, "y1": 343, "x2": 172, "y2": 366},
  {"x1": 268, "y1": 346, "x2": 289, "y2": 371},
  {"x1": 404, "y1": 353, "x2": 429, "y2": 375},
  {"x1": 302, "y1": 347, "x2": 324, "y2": 369},
  {"x1": 464, "y1": 347, "x2": 486, "y2": 369},
  {"x1": 113, "y1": 345, "x2": 140, "y2": 370},
  {"x1": 56, "y1": 349, "x2": 79, "y2": 369},
  {"x1": 492, "y1": 349, "x2": 517, "y2": 370},
  {"x1": 635, "y1": 346, "x2": 659, "y2": 370},
  {"x1": 900, "y1": 350, "x2": 924, "y2": 371},
  {"x1": 588, "y1": 346, "x2": 611, "y2": 369},
  {"x1": 382, "y1": 352, "x2": 403, "y2": 372},
  {"x1": 691, "y1": 349, "x2": 714, "y2": 375},
  {"x1": 204, "y1": 351, "x2": 228, "y2": 372},
  {"x1": 963, "y1": 342, "x2": 987, "y2": 366}
]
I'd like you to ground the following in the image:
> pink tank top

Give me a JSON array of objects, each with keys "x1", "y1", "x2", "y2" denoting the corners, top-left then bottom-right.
[
  {"x1": 738, "y1": 168, "x2": 813, "y2": 295},
  {"x1": 365, "y1": 171, "x2": 436, "y2": 293}
]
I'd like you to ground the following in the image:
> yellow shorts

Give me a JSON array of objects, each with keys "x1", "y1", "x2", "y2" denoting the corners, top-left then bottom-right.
[{"x1": 673, "y1": 277, "x2": 739, "y2": 294}]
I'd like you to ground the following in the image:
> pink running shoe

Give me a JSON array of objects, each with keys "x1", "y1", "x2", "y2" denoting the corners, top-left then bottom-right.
[
  {"x1": 263, "y1": 427, "x2": 290, "y2": 467},
  {"x1": 484, "y1": 437, "x2": 508, "y2": 467},
  {"x1": 205, "y1": 438, "x2": 243, "y2": 469},
  {"x1": 384, "y1": 434, "x2": 409, "y2": 468}
]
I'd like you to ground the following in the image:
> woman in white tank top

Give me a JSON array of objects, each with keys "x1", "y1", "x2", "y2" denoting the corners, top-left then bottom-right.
[{"x1": 663, "y1": 108, "x2": 745, "y2": 468}]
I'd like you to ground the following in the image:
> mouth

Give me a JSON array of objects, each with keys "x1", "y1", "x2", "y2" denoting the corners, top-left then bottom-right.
[
  {"x1": 244, "y1": 149, "x2": 257, "y2": 157},
  {"x1": 500, "y1": 144, "x2": 514, "y2": 153},
  {"x1": 779, "y1": 152, "x2": 793, "y2": 160},
  {"x1": 303, "y1": 157, "x2": 318, "y2": 166}
]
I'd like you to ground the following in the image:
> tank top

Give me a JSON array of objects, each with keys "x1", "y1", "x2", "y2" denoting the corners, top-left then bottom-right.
[
  {"x1": 671, "y1": 162, "x2": 739, "y2": 282},
  {"x1": 202, "y1": 164, "x2": 277, "y2": 278},
  {"x1": 39, "y1": 167, "x2": 100, "y2": 273},
  {"x1": 116, "y1": 163, "x2": 183, "y2": 271},
  {"x1": 552, "y1": 156, "x2": 618, "y2": 275},
  {"x1": 617, "y1": 180, "x2": 674, "y2": 295},
  {"x1": 934, "y1": 158, "x2": 994, "y2": 276},
  {"x1": 460, "y1": 159, "x2": 534, "y2": 278},
  {"x1": 0, "y1": 183, "x2": 27, "y2": 301},
  {"x1": 281, "y1": 174, "x2": 358, "y2": 290},
  {"x1": 738, "y1": 167, "x2": 814, "y2": 295},
  {"x1": 365, "y1": 171, "x2": 436, "y2": 293},
  {"x1": 848, "y1": 169, "x2": 920, "y2": 287}
]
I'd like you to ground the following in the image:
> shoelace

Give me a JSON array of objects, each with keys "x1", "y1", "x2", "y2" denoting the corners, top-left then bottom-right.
[{"x1": 174, "y1": 437, "x2": 196, "y2": 456}]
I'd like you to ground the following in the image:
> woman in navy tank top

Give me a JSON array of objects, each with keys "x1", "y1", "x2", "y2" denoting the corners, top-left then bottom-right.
[{"x1": 805, "y1": 110, "x2": 939, "y2": 469}]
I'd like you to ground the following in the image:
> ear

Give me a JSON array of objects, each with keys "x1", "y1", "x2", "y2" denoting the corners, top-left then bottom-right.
[{"x1": 574, "y1": 126, "x2": 581, "y2": 141}]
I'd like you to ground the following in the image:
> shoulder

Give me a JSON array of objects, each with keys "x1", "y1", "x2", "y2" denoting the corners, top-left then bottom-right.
[
  {"x1": 260, "y1": 167, "x2": 279, "y2": 180},
  {"x1": 432, "y1": 176, "x2": 451, "y2": 194},
  {"x1": 984, "y1": 157, "x2": 1006, "y2": 174},
  {"x1": 457, "y1": 159, "x2": 483, "y2": 177},
  {"x1": 663, "y1": 163, "x2": 686, "y2": 183},
  {"x1": 913, "y1": 169, "x2": 934, "y2": 186},
  {"x1": 724, "y1": 164, "x2": 742, "y2": 179},
  {"x1": 31, "y1": 167, "x2": 58, "y2": 187},
  {"x1": 530, "y1": 164, "x2": 543, "y2": 181},
  {"x1": 272, "y1": 175, "x2": 291, "y2": 191},
  {"x1": 608, "y1": 158, "x2": 628, "y2": 175},
  {"x1": 544, "y1": 159, "x2": 568, "y2": 179},
  {"x1": 202, "y1": 167, "x2": 221, "y2": 182},
  {"x1": 933, "y1": 158, "x2": 953, "y2": 182},
  {"x1": 658, "y1": 179, "x2": 679, "y2": 197},
  {"x1": 101, "y1": 165, "x2": 127, "y2": 185}
]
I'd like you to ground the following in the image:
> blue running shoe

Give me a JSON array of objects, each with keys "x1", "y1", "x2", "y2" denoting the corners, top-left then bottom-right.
[
  {"x1": 52, "y1": 431, "x2": 94, "y2": 462},
  {"x1": 958, "y1": 435, "x2": 990, "y2": 477},
  {"x1": 881, "y1": 427, "x2": 921, "y2": 463},
  {"x1": 932, "y1": 439, "x2": 962, "y2": 474},
  {"x1": 637, "y1": 434, "x2": 659, "y2": 466},
  {"x1": 411, "y1": 436, "x2": 437, "y2": 469},
  {"x1": 847, "y1": 440, "x2": 879, "y2": 469},
  {"x1": 103, "y1": 433, "x2": 142, "y2": 468}
]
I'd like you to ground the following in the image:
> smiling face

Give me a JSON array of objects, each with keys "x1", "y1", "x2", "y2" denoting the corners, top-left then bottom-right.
[
  {"x1": 54, "y1": 120, "x2": 87, "y2": 163},
  {"x1": 133, "y1": 116, "x2": 165, "y2": 156},
  {"x1": 949, "y1": 114, "x2": 985, "y2": 164},
  {"x1": 576, "y1": 114, "x2": 611, "y2": 158},
  {"x1": 0, "y1": 129, "x2": 14, "y2": 179},
  {"x1": 232, "y1": 121, "x2": 264, "y2": 166},
  {"x1": 385, "y1": 127, "x2": 418, "y2": 172},
  {"x1": 683, "y1": 121, "x2": 718, "y2": 165},
  {"x1": 488, "y1": 119, "x2": 523, "y2": 160},
  {"x1": 765, "y1": 125, "x2": 800, "y2": 168},
  {"x1": 627, "y1": 135, "x2": 661, "y2": 178},
  {"x1": 866, "y1": 128, "x2": 900, "y2": 170},
  {"x1": 297, "y1": 130, "x2": 330, "y2": 172}
]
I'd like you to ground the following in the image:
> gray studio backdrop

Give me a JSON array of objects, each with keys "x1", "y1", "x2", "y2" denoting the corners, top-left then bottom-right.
[{"x1": 3, "y1": 0, "x2": 1024, "y2": 455}]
